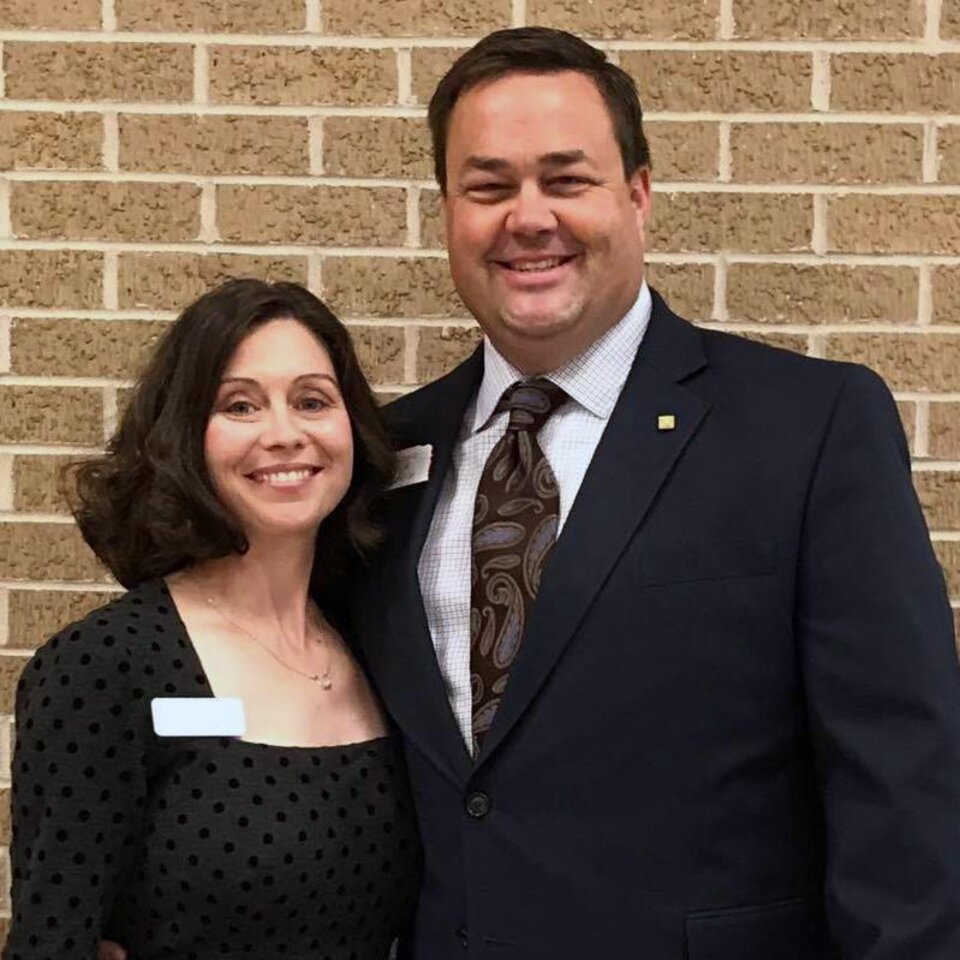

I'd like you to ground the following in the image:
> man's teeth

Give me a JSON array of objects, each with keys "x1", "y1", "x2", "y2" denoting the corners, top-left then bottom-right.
[
  {"x1": 511, "y1": 257, "x2": 565, "y2": 272},
  {"x1": 257, "y1": 469, "x2": 313, "y2": 485}
]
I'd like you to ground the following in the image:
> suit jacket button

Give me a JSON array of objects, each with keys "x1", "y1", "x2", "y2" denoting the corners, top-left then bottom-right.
[
  {"x1": 457, "y1": 926, "x2": 469, "y2": 948},
  {"x1": 465, "y1": 791, "x2": 491, "y2": 818}
]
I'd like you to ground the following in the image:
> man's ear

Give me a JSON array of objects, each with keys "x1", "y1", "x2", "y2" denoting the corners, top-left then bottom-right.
[{"x1": 628, "y1": 167, "x2": 652, "y2": 228}]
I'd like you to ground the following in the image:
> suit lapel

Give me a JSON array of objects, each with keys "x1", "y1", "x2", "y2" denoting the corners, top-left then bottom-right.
[{"x1": 475, "y1": 296, "x2": 712, "y2": 765}]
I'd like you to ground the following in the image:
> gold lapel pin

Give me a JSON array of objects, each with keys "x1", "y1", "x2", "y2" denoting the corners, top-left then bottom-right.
[{"x1": 657, "y1": 414, "x2": 676, "y2": 432}]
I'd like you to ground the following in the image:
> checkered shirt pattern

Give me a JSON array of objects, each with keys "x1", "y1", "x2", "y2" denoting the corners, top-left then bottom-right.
[{"x1": 417, "y1": 282, "x2": 653, "y2": 747}]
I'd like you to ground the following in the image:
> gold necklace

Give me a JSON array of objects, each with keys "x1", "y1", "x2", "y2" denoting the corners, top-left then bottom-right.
[{"x1": 202, "y1": 590, "x2": 334, "y2": 690}]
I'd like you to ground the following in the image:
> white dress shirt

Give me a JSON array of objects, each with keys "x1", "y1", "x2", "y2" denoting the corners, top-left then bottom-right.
[{"x1": 417, "y1": 282, "x2": 653, "y2": 746}]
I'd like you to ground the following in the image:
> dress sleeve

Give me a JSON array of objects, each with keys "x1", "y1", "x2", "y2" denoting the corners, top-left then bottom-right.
[{"x1": 4, "y1": 616, "x2": 148, "y2": 960}]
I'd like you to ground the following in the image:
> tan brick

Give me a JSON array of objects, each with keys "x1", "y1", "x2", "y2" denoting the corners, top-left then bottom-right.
[
  {"x1": 952, "y1": 607, "x2": 960, "y2": 649},
  {"x1": 119, "y1": 253, "x2": 308, "y2": 311},
  {"x1": 832, "y1": 55, "x2": 960, "y2": 113},
  {"x1": 646, "y1": 263, "x2": 714, "y2": 319},
  {"x1": 647, "y1": 122, "x2": 719, "y2": 181},
  {"x1": 731, "y1": 123, "x2": 923, "y2": 184},
  {"x1": 528, "y1": 0, "x2": 718, "y2": 39},
  {"x1": 945, "y1": 0, "x2": 960, "y2": 38},
  {"x1": 933, "y1": 268, "x2": 960, "y2": 324},
  {"x1": 930, "y1": 402, "x2": 960, "y2": 459},
  {"x1": 12, "y1": 182, "x2": 201, "y2": 242},
  {"x1": 727, "y1": 264, "x2": 918, "y2": 323},
  {"x1": 417, "y1": 324, "x2": 482, "y2": 382},
  {"x1": 934, "y1": 541, "x2": 960, "y2": 598},
  {"x1": 829, "y1": 196, "x2": 960, "y2": 256},
  {"x1": 915, "y1": 471, "x2": 960, "y2": 531},
  {"x1": 0, "y1": 112, "x2": 102, "y2": 171},
  {"x1": 210, "y1": 47, "x2": 396, "y2": 107},
  {"x1": 375, "y1": 388, "x2": 406, "y2": 405},
  {"x1": 0, "y1": 523, "x2": 107, "y2": 583},
  {"x1": 0, "y1": 0, "x2": 99, "y2": 28},
  {"x1": 117, "y1": 0, "x2": 304, "y2": 31},
  {"x1": 324, "y1": 0, "x2": 510, "y2": 35},
  {"x1": 420, "y1": 189, "x2": 445, "y2": 248},
  {"x1": 734, "y1": 0, "x2": 925, "y2": 39},
  {"x1": 0, "y1": 251, "x2": 102, "y2": 310},
  {"x1": 9, "y1": 589, "x2": 120, "y2": 651},
  {"x1": 119, "y1": 115, "x2": 309, "y2": 176},
  {"x1": 621, "y1": 51, "x2": 812, "y2": 112},
  {"x1": 217, "y1": 186, "x2": 406, "y2": 246},
  {"x1": 324, "y1": 117, "x2": 433, "y2": 179},
  {"x1": 13, "y1": 455, "x2": 76, "y2": 514},
  {"x1": 937, "y1": 126, "x2": 960, "y2": 183},
  {"x1": 0, "y1": 387, "x2": 102, "y2": 444},
  {"x1": 897, "y1": 400, "x2": 917, "y2": 453},
  {"x1": 11, "y1": 318, "x2": 166, "y2": 378},
  {"x1": 5, "y1": 43, "x2": 193, "y2": 102},
  {"x1": 731, "y1": 330, "x2": 809, "y2": 354},
  {"x1": 650, "y1": 192, "x2": 812, "y2": 253},
  {"x1": 0, "y1": 656, "x2": 28, "y2": 714},
  {"x1": 824, "y1": 333, "x2": 960, "y2": 392},
  {"x1": 411, "y1": 48, "x2": 461, "y2": 106},
  {"x1": 0, "y1": 788, "x2": 9, "y2": 844},
  {"x1": 348, "y1": 324, "x2": 405, "y2": 385},
  {"x1": 324, "y1": 258, "x2": 464, "y2": 318}
]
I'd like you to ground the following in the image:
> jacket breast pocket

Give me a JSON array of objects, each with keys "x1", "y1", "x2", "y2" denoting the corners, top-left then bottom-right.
[
  {"x1": 640, "y1": 537, "x2": 777, "y2": 586},
  {"x1": 686, "y1": 896, "x2": 836, "y2": 960}
]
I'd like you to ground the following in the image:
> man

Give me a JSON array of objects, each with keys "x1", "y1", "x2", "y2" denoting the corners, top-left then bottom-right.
[{"x1": 352, "y1": 27, "x2": 960, "y2": 959}]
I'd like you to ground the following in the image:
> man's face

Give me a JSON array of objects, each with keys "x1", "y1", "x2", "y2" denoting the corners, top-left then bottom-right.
[{"x1": 443, "y1": 69, "x2": 651, "y2": 374}]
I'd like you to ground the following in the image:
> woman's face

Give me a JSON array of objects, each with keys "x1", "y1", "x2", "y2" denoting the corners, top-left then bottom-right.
[{"x1": 204, "y1": 317, "x2": 354, "y2": 542}]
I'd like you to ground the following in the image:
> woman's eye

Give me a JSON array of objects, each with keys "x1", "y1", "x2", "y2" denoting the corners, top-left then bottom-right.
[
  {"x1": 224, "y1": 399, "x2": 256, "y2": 416},
  {"x1": 298, "y1": 396, "x2": 329, "y2": 412}
]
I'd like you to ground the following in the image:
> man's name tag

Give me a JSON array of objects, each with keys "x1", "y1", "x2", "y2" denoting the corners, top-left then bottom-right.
[
  {"x1": 388, "y1": 443, "x2": 432, "y2": 490},
  {"x1": 151, "y1": 697, "x2": 246, "y2": 737}
]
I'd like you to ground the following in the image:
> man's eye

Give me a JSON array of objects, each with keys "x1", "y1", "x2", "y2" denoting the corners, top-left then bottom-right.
[
  {"x1": 468, "y1": 182, "x2": 511, "y2": 195},
  {"x1": 549, "y1": 176, "x2": 590, "y2": 188}
]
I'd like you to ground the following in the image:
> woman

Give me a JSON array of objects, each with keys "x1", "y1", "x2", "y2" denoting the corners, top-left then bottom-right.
[{"x1": 5, "y1": 280, "x2": 421, "y2": 960}]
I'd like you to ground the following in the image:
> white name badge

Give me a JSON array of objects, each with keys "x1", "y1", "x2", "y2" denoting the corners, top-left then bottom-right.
[
  {"x1": 387, "y1": 443, "x2": 432, "y2": 490},
  {"x1": 151, "y1": 697, "x2": 246, "y2": 737}
]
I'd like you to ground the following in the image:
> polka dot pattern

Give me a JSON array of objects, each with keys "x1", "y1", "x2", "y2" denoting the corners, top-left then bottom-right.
[{"x1": 7, "y1": 579, "x2": 421, "y2": 960}]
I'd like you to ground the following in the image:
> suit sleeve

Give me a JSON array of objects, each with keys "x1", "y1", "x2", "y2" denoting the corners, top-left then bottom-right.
[
  {"x1": 4, "y1": 624, "x2": 148, "y2": 960},
  {"x1": 797, "y1": 364, "x2": 960, "y2": 959}
]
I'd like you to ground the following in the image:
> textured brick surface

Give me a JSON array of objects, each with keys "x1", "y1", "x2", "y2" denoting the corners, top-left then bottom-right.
[
  {"x1": 824, "y1": 333, "x2": 960, "y2": 391},
  {"x1": 324, "y1": 117, "x2": 433, "y2": 179},
  {"x1": 0, "y1": 251, "x2": 102, "y2": 309},
  {"x1": 417, "y1": 325, "x2": 482, "y2": 382},
  {"x1": 929, "y1": 403, "x2": 960, "y2": 459},
  {"x1": 324, "y1": 0, "x2": 510, "y2": 35},
  {"x1": 119, "y1": 253, "x2": 308, "y2": 310},
  {"x1": 0, "y1": 657, "x2": 28, "y2": 714},
  {"x1": 210, "y1": 47, "x2": 396, "y2": 106},
  {"x1": 0, "y1": 0, "x2": 99, "y2": 28},
  {"x1": 11, "y1": 318, "x2": 166, "y2": 378},
  {"x1": 5, "y1": 43, "x2": 193, "y2": 102},
  {"x1": 934, "y1": 541, "x2": 960, "y2": 598},
  {"x1": 528, "y1": 0, "x2": 718, "y2": 40},
  {"x1": 13, "y1": 455, "x2": 75, "y2": 514},
  {"x1": 731, "y1": 123, "x2": 923, "y2": 183},
  {"x1": 0, "y1": 387, "x2": 102, "y2": 444},
  {"x1": 650, "y1": 193, "x2": 812, "y2": 253},
  {"x1": 726, "y1": 264, "x2": 918, "y2": 322},
  {"x1": 218, "y1": 187, "x2": 407, "y2": 246},
  {"x1": 0, "y1": 523, "x2": 107, "y2": 583},
  {"x1": 621, "y1": 52, "x2": 812, "y2": 112},
  {"x1": 120, "y1": 115, "x2": 310, "y2": 176},
  {"x1": 12, "y1": 182, "x2": 201, "y2": 242},
  {"x1": 116, "y1": 0, "x2": 305, "y2": 31},
  {"x1": 733, "y1": 0, "x2": 925, "y2": 39},
  {"x1": 937, "y1": 126, "x2": 960, "y2": 183},
  {"x1": 411, "y1": 48, "x2": 461, "y2": 105},
  {"x1": 646, "y1": 264, "x2": 715, "y2": 319},
  {"x1": 897, "y1": 401, "x2": 917, "y2": 453},
  {"x1": 349, "y1": 325, "x2": 405, "y2": 384},
  {"x1": 647, "y1": 122, "x2": 719, "y2": 181},
  {"x1": 915, "y1": 471, "x2": 960, "y2": 531},
  {"x1": 0, "y1": 788, "x2": 9, "y2": 844},
  {"x1": 9, "y1": 590, "x2": 120, "y2": 651},
  {"x1": 420, "y1": 190, "x2": 445, "y2": 248},
  {"x1": 945, "y1": 0, "x2": 960, "y2": 38},
  {"x1": 733, "y1": 330, "x2": 809, "y2": 354},
  {"x1": 325, "y1": 258, "x2": 464, "y2": 317},
  {"x1": 933, "y1": 268, "x2": 960, "y2": 324},
  {"x1": 832, "y1": 55, "x2": 960, "y2": 113},
  {"x1": 0, "y1": 112, "x2": 102, "y2": 172},
  {"x1": 829, "y1": 196, "x2": 960, "y2": 255}
]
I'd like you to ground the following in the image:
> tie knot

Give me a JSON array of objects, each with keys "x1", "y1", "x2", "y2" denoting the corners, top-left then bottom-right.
[{"x1": 497, "y1": 378, "x2": 568, "y2": 434}]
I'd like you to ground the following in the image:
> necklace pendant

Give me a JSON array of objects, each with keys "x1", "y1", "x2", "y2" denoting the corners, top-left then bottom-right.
[{"x1": 320, "y1": 675, "x2": 333, "y2": 690}]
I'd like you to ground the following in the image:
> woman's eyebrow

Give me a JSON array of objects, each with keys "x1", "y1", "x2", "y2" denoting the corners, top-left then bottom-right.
[{"x1": 218, "y1": 373, "x2": 339, "y2": 387}]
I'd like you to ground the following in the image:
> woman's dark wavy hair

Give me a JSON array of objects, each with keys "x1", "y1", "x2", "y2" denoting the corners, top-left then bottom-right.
[{"x1": 68, "y1": 279, "x2": 395, "y2": 591}]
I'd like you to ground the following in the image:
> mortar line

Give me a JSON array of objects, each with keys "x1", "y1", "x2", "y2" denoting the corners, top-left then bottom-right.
[
  {"x1": 0, "y1": 588, "x2": 8, "y2": 648},
  {"x1": 102, "y1": 386, "x2": 118, "y2": 440},
  {"x1": 396, "y1": 47, "x2": 413, "y2": 105},
  {"x1": 305, "y1": 0, "x2": 321, "y2": 32},
  {"x1": 0, "y1": 579, "x2": 117, "y2": 591},
  {"x1": 918, "y1": 263, "x2": 934, "y2": 324},
  {"x1": 0, "y1": 456, "x2": 13, "y2": 512},
  {"x1": 0, "y1": 178, "x2": 11, "y2": 240},
  {"x1": 718, "y1": 122, "x2": 732, "y2": 182},
  {"x1": 926, "y1": 0, "x2": 944, "y2": 44},
  {"x1": 923, "y1": 121, "x2": 940, "y2": 182},
  {"x1": 406, "y1": 187, "x2": 421, "y2": 249},
  {"x1": 101, "y1": 0, "x2": 116, "y2": 32},
  {"x1": 103, "y1": 251, "x2": 119, "y2": 310},
  {"x1": 0, "y1": 315, "x2": 9, "y2": 374},
  {"x1": 403, "y1": 324, "x2": 420, "y2": 385},
  {"x1": 199, "y1": 183, "x2": 218, "y2": 242},
  {"x1": 812, "y1": 194, "x2": 829, "y2": 255},
  {"x1": 193, "y1": 44, "x2": 209, "y2": 105},
  {"x1": 719, "y1": 0, "x2": 735, "y2": 39},
  {"x1": 811, "y1": 51, "x2": 831, "y2": 112},
  {"x1": 511, "y1": 0, "x2": 526, "y2": 27},
  {"x1": 103, "y1": 110, "x2": 120, "y2": 172},
  {"x1": 915, "y1": 400, "x2": 932, "y2": 458},
  {"x1": 308, "y1": 253, "x2": 323, "y2": 296},
  {"x1": 713, "y1": 256, "x2": 728, "y2": 321},
  {"x1": 308, "y1": 115, "x2": 324, "y2": 175},
  {"x1": 0, "y1": 42, "x2": 5, "y2": 100}
]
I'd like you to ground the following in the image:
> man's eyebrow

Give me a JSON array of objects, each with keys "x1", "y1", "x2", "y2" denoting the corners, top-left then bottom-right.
[
  {"x1": 461, "y1": 155, "x2": 512, "y2": 174},
  {"x1": 539, "y1": 149, "x2": 589, "y2": 167},
  {"x1": 218, "y1": 373, "x2": 339, "y2": 387},
  {"x1": 460, "y1": 150, "x2": 591, "y2": 174}
]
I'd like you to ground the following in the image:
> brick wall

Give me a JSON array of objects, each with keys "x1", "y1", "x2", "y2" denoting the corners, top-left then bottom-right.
[{"x1": 0, "y1": 0, "x2": 958, "y2": 932}]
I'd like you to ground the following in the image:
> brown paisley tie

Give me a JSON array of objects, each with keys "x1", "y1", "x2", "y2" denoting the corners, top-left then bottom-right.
[{"x1": 470, "y1": 378, "x2": 568, "y2": 754}]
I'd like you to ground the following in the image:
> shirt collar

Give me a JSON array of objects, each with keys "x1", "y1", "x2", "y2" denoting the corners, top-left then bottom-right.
[{"x1": 471, "y1": 280, "x2": 652, "y2": 434}]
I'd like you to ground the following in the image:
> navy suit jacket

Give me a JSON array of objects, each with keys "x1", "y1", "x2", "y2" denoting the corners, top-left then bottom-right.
[{"x1": 351, "y1": 291, "x2": 960, "y2": 959}]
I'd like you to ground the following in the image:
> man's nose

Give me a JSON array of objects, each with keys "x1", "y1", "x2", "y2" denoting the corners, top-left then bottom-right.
[{"x1": 505, "y1": 183, "x2": 557, "y2": 236}]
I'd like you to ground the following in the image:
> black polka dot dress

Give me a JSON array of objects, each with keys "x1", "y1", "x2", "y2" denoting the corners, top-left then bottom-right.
[{"x1": 6, "y1": 579, "x2": 421, "y2": 960}]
